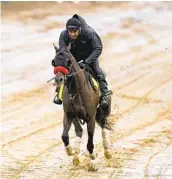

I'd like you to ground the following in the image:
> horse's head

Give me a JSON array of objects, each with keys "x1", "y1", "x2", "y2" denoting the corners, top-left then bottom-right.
[{"x1": 52, "y1": 44, "x2": 71, "y2": 86}]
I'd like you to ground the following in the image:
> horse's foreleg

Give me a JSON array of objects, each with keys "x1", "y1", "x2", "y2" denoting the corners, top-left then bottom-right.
[
  {"x1": 73, "y1": 118, "x2": 83, "y2": 154},
  {"x1": 87, "y1": 117, "x2": 98, "y2": 159},
  {"x1": 87, "y1": 117, "x2": 95, "y2": 155},
  {"x1": 86, "y1": 117, "x2": 98, "y2": 171},
  {"x1": 61, "y1": 113, "x2": 74, "y2": 156}
]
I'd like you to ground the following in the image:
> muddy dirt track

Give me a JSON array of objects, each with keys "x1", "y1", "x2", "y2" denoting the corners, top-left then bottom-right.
[{"x1": 1, "y1": 2, "x2": 172, "y2": 179}]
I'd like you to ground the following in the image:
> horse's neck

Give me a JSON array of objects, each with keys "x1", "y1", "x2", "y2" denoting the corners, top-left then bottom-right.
[{"x1": 70, "y1": 56, "x2": 87, "y2": 91}]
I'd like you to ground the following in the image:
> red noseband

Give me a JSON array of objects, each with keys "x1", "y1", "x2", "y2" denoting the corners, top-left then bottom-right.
[{"x1": 54, "y1": 66, "x2": 69, "y2": 75}]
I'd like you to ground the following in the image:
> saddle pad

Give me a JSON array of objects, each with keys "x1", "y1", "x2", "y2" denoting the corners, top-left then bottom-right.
[{"x1": 90, "y1": 76, "x2": 99, "y2": 90}]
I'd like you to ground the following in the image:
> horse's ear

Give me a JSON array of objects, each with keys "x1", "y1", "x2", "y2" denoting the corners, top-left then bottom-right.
[
  {"x1": 67, "y1": 43, "x2": 71, "y2": 51},
  {"x1": 53, "y1": 43, "x2": 59, "y2": 53}
]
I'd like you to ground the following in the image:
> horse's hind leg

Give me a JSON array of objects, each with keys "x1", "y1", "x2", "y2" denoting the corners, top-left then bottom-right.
[
  {"x1": 102, "y1": 128, "x2": 112, "y2": 159},
  {"x1": 61, "y1": 113, "x2": 74, "y2": 156},
  {"x1": 73, "y1": 118, "x2": 83, "y2": 153},
  {"x1": 103, "y1": 96, "x2": 113, "y2": 159},
  {"x1": 72, "y1": 118, "x2": 83, "y2": 166},
  {"x1": 96, "y1": 106, "x2": 112, "y2": 159}
]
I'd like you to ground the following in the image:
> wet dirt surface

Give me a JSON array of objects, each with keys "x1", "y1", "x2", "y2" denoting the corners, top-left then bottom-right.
[{"x1": 1, "y1": 2, "x2": 172, "y2": 179}]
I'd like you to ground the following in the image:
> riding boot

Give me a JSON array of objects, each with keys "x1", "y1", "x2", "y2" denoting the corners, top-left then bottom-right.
[
  {"x1": 98, "y1": 78, "x2": 109, "y2": 106},
  {"x1": 90, "y1": 59, "x2": 112, "y2": 106}
]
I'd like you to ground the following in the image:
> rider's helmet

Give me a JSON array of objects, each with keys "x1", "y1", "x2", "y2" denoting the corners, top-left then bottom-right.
[{"x1": 66, "y1": 18, "x2": 81, "y2": 30}]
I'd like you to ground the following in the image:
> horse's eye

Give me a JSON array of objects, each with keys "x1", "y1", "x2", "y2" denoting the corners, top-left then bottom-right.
[
  {"x1": 66, "y1": 59, "x2": 70, "y2": 66},
  {"x1": 52, "y1": 59, "x2": 55, "y2": 66},
  {"x1": 60, "y1": 77, "x2": 63, "y2": 82}
]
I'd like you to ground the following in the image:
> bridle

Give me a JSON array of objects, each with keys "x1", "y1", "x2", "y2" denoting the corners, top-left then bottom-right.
[
  {"x1": 48, "y1": 48, "x2": 88, "y2": 125},
  {"x1": 47, "y1": 50, "x2": 84, "y2": 83},
  {"x1": 53, "y1": 50, "x2": 86, "y2": 96}
]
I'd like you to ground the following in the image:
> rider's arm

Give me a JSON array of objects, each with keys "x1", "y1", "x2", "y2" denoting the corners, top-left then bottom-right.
[
  {"x1": 59, "y1": 30, "x2": 68, "y2": 49},
  {"x1": 85, "y1": 29, "x2": 103, "y2": 64}
]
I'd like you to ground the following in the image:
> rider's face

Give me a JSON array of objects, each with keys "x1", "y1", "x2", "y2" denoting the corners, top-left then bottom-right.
[{"x1": 68, "y1": 28, "x2": 80, "y2": 40}]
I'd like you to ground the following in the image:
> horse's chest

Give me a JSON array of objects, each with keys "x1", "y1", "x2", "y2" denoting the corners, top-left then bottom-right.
[{"x1": 71, "y1": 105, "x2": 87, "y2": 119}]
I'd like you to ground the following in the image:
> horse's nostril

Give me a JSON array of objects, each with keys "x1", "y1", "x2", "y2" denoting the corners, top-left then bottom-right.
[
  {"x1": 53, "y1": 82, "x2": 57, "y2": 86},
  {"x1": 60, "y1": 78, "x2": 63, "y2": 82}
]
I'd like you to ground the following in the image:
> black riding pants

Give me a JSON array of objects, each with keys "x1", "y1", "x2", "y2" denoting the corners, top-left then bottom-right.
[{"x1": 88, "y1": 59, "x2": 109, "y2": 94}]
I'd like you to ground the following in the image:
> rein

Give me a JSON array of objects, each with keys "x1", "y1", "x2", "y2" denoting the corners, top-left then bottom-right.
[
  {"x1": 67, "y1": 68, "x2": 86, "y2": 100},
  {"x1": 65, "y1": 56, "x2": 85, "y2": 99}
]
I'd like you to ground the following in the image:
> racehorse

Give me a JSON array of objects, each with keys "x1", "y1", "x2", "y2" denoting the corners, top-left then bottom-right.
[{"x1": 51, "y1": 43, "x2": 113, "y2": 171}]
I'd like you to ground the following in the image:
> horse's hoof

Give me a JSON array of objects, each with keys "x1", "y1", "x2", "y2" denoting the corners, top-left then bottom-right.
[
  {"x1": 66, "y1": 146, "x2": 75, "y2": 156},
  {"x1": 73, "y1": 153, "x2": 79, "y2": 166},
  {"x1": 104, "y1": 149, "x2": 112, "y2": 159},
  {"x1": 90, "y1": 152, "x2": 97, "y2": 160}
]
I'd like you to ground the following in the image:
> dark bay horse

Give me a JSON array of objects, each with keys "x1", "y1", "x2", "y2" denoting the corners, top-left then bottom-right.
[{"x1": 51, "y1": 44, "x2": 113, "y2": 171}]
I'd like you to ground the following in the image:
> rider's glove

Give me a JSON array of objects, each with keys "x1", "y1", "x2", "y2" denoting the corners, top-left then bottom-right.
[
  {"x1": 84, "y1": 58, "x2": 90, "y2": 65},
  {"x1": 79, "y1": 62, "x2": 87, "y2": 69}
]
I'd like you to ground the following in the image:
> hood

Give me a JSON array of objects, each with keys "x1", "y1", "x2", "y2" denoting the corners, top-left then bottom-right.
[{"x1": 72, "y1": 14, "x2": 87, "y2": 26}]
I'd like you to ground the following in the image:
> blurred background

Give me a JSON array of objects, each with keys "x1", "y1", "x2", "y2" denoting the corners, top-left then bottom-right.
[{"x1": 1, "y1": 1, "x2": 172, "y2": 179}]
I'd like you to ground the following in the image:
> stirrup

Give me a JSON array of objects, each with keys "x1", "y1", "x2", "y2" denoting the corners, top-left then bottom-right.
[
  {"x1": 104, "y1": 90, "x2": 113, "y2": 97},
  {"x1": 99, "y1": 90, "x2": 113, "y2": 106},
  {"x1": 53, "y1": 95, "x2": 62, "y2": 105},
  {"x1": 99, "y1": 96, "x2": 108, "y2": 106}
]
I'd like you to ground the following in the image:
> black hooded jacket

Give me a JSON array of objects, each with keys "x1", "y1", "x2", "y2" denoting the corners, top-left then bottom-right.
[{"x1": 59, "y1": 14, "x2": 103, "y2": 64}]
